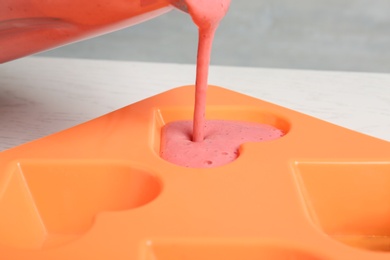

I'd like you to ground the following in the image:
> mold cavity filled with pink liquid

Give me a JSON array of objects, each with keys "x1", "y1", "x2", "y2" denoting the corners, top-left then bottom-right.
[
  {"x1": 160, "y1": 0, "x2": 285, "y2": 168},
  {"x1": 160, "y1": 120, "x2": 284, "y2": 168}
]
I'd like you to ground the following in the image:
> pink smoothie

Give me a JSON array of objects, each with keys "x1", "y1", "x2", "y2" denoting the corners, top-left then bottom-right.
[
  {"x1": 160, "y1": 120, "x2": 284, "y2": 168},
  {"x1": 160, "y1": 0, "x2": 285, "y2": 168}
]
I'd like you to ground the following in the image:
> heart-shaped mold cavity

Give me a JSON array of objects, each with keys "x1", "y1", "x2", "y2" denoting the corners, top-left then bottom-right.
[
  {"x1": 0, "y1": 160, "x2": 161, "y2": 249},
  {"x1": 294, "y1": 161, "x2": 390, "y2": 252},
  {"x1": 153, "y1": 107, "x2": 289, "y2": 168},
  {"x1": 143, "y1": 239, "x2": 328, "y2": 260},
  {"x1": 160, "y1": 120, "x2": 284, "y2": 168}
]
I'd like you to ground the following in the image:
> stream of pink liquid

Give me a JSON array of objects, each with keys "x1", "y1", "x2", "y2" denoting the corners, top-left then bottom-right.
[{"x1": 186, "y1": 0, "x2": 231, "y2": 142}]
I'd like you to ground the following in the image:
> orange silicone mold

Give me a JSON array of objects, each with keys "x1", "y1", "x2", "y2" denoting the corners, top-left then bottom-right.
[{"x1": 0, "y1": 85, "x2": 389, "y2": 260}]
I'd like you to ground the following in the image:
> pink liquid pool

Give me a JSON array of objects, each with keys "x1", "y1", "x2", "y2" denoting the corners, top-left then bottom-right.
[{"x1": 160, "y1": 120, "x2": 285, "y2": 168}]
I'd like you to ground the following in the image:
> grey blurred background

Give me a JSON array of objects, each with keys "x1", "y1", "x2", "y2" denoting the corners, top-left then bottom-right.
[{"x1": 36, "y1": 0, "x2": 390, "y2": 73}]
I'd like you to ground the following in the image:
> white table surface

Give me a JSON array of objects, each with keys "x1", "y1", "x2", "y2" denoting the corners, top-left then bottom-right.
[{"x1": 0, "y1": 57, "x2": 389, "y2": 151}]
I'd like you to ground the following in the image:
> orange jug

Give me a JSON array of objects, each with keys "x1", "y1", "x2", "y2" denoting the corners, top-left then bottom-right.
[{"x1": 0, "y1": 0, "x2": 187, "y2": 63}]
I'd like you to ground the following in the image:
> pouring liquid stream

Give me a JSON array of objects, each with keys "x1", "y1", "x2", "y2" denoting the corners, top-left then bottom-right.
[{"x1": 186, "y1": 0, "x2": 231, "y2": 142}]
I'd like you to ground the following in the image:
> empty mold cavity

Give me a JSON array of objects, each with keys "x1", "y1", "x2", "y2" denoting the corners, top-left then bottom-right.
[
  {"x1": 0, "y1": 160, "x2": 161, "y2": 249},
  {"x1": 143, "y1": 239, "x2": 327, "y2": 260},
  {"x1": 294, "y1": 161, "x2": 390, "y2": 252},
  {"x1": 153, "y1": 107, "x2": 289, "y2": 168}
]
